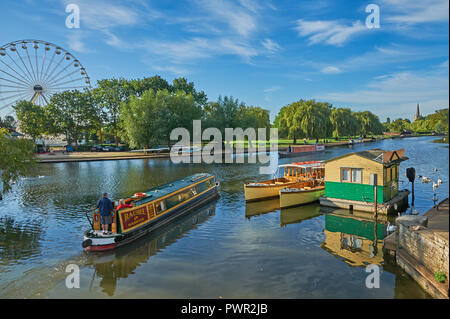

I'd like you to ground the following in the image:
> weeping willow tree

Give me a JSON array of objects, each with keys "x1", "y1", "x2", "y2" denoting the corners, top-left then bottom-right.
[
  {"x1": 330, "y1": 108, "x2": 359, "y2": 138},
  {"x1": 274, "y1": 99, "x2": 332, "y2": 142}
]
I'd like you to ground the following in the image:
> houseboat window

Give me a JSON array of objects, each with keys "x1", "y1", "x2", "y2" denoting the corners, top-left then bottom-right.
[
  {"x1": 341, "y1": 168, "x2": 362, "y2": 183},
  {"x1": 352, "y1": 169, "x2": 362, "y2": 183},
  {"x1": 342, "y1": 168, "x2": 351, "y2": 182},
  {"x1": 155, "y1": 201, "x2": 166, "y2": 215}
]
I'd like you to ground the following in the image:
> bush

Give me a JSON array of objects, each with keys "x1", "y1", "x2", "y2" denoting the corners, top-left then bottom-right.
[{"x1": 434, "y1": 271, "x2": 447, "y2": 283}]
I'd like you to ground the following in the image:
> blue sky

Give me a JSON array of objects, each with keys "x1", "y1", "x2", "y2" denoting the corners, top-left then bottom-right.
[{"x1": 0, "y1": 0, "x2": 448, "y2": 122}]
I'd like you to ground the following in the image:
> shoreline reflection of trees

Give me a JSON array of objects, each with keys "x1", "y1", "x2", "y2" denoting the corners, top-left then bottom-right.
[{"x1": 85, "y1": 202, "x2": 217, "y2": 296}]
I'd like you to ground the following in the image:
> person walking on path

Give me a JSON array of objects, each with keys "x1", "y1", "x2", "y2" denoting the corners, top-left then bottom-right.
[{"x1": 96, "y1": 193, "x2": 114, "y2": 235}]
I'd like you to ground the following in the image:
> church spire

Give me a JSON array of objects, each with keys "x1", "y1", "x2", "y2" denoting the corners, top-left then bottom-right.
[{"x1": 415, "y1": 103, "x2": 421, "y2": 121}]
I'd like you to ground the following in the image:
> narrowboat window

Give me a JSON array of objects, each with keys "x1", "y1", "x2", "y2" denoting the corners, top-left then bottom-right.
[
  {"x1": 165, "y1": 194, "x2": 180, "y2": 209},
  {"x1": 155, "y1": 201, "x2": 166, "y2": 215},
  {"x1": 166, "y1": 188, "x2": 195, "y2": 209},
  {"x1": 197, "y1": 181, "x2": 208, "y2": 193}
]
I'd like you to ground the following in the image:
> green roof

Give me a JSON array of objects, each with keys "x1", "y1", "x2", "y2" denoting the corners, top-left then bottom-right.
[{"x1": 134, "y1": 173, "x2": 213, "y2": 205}]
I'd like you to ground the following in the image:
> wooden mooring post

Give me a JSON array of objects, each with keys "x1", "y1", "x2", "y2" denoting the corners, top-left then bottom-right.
[{"x1": 371, "y1": 173, "x2": 378, "y2": 218}]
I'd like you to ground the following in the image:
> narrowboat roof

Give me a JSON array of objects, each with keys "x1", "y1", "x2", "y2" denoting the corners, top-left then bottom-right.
[
  {"x1": 134, "y1": 173, "x2": 214, "y2": 205},
  {"x1": 325, "y1": 149, "x2": 408, "y2": 166}
]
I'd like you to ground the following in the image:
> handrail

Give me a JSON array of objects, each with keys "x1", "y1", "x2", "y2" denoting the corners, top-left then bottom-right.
[{"x1": 85, "y1": 211, "x2": 94, "y2": 230}]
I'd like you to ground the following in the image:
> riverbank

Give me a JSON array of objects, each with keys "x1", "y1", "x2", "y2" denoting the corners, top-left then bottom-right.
[
  {"x1": 37, "y1": 137, "x2": 378, "y2": 163},
  {"x1": 384, "y1": 198, "x2": 449, "y2": 299}
]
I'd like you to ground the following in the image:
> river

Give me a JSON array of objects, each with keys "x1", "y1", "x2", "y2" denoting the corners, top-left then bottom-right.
[{"x1": 0, "y1": 136, "x2": 448, "y2": 298}]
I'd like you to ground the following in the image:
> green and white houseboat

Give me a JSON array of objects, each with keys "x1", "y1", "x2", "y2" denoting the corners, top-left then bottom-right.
[{"x1": 319, "y1": 148, "x2": 410, "y2": 214}]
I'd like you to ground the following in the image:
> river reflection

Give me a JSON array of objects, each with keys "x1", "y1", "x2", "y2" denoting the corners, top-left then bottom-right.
[
  {"x1": 280, "y1": 204, "x2": 321, "y2": 227},
  {"x1": 319, "y1": 208, "x2": 391, "y2": 267}
]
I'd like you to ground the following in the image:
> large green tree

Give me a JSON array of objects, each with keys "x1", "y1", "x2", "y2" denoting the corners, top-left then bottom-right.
[
  {"x1": 330, "y1": 108, "x2": 359, "y2": 138},
  {"x1": 120, "y1": 89, "x2": 201, "y2": 149},
  {"x1": 274, "y1": 99, "x2": 332, "y2": 142},
  {"x1": 13, "y1": 101, "x2": 48, "y2": 141},
  {"x1": 93, "y1": 78, "x2": 131, "y2": 147},
  {"x1": 354, "y1": 111, "x2": 384, "y2": 136},
  {"x1": 171, "y1": 77, "x2": 208, "y2": 107},
  {"x1": 46, "y1": 90, "x2": 97, "y2": 145}
]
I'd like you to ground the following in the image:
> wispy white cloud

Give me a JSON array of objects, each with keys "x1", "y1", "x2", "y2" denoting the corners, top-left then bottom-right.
[
  {"x1": 195, "y1": 0, "x2": 258, "y2": 38},
  {"x1": 381, "y1": 0, "x2": 449, "y2": 24},
  {"x1": 320, "y1": 66, "x2": 342, "y2": 74},
  {"x1": 295, "y1": 19, "x2": 367, "y2": 46},
  {"x1": 66, "y1": 30, "x2": 93, "y2": 53},
  {"x1": 261, "y1": 38, "x2": 281, "y2": 53},
  {"x1": 322, "y1": 67, "x2": 449, "y2": 119},
  {"x1": 303, "y1": 44, "x2": 449, "y2": 75},
  {"x1": 264, "y1": 86, "x2": 281, "y2": 93}
]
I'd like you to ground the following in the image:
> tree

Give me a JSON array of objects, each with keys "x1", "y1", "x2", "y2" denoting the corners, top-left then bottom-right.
[
  {"x1": 203, "y1": 96, "x2": 243, "y2": 135},
  {"x1": 274, "y1": 100, "x2": 332, "y2": 142},
  {"x1": 0, "y1": 128, "x2": 36, "y2": 199},
  {"x1": 426, "y1": 109, "x2": 448, "y2": 134},
  {"x1": 330, "y1": 108, "x2": 358, "y2": 138},
  {"x1": 13, "y1": 101, "x2": 47, "y2": 141},
  {"x1": 171, "y1": 77, "x2": 208, "y2": 107},
  {"x1": 94, "y1": 78, "x2": 131, "y2": 147},
  {"x1": 354, "y1": 111, "x2": 384, "y2": 136},
  {"x1": 46, "y1": 90, "x2": 97, "y2": 145},
  {"x1": 120, "y1": 89, "x2": 201, "y2": 149},
  {"x1": 126, "y1": 76, "x2": 171, "y2": 97},
  {"x1": 388, "y1": 118, "x2": 411, "y2": 133}
]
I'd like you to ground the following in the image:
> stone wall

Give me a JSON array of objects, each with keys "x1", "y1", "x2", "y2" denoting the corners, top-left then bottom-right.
[
  {"x1": 397, "y1": 216, "x2": 449, "y2": 280},
  {"x1": 396, "y1": 215, "x2": 449, "y2": 298}
]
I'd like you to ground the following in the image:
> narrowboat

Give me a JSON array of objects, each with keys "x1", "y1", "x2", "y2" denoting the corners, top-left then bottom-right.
[
  {"x1": 244, "y1": 161, "x2": 323, "y2": 202},
  {"x1": 279, "y1": 161, "x2": 325, "y2": 208},
  {"x1": 278, "y1": 144, "x2": 325, "y2": 158},
  {"x1": 82, "y1": 173, "x2": 219, "y2": 252}
]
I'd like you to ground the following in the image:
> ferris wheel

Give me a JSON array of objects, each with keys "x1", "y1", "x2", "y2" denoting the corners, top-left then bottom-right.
[{"x1": 0, "y1": 39, "x2": 91, "y2": 117}]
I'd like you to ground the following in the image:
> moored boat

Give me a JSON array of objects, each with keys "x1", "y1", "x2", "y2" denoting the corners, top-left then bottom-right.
[
  {"x1": 279, "y1": 161, "x2": 325, "y2": 208},
  {"x1": 82, "y1": 173, "x2": 219, "y2": 252},
  {"x1": 244, "y1": 161, "x2": 322, "y2": 202},
  {"x1": 278, "y1": 144, "x2": 325, "y2": 158}
]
